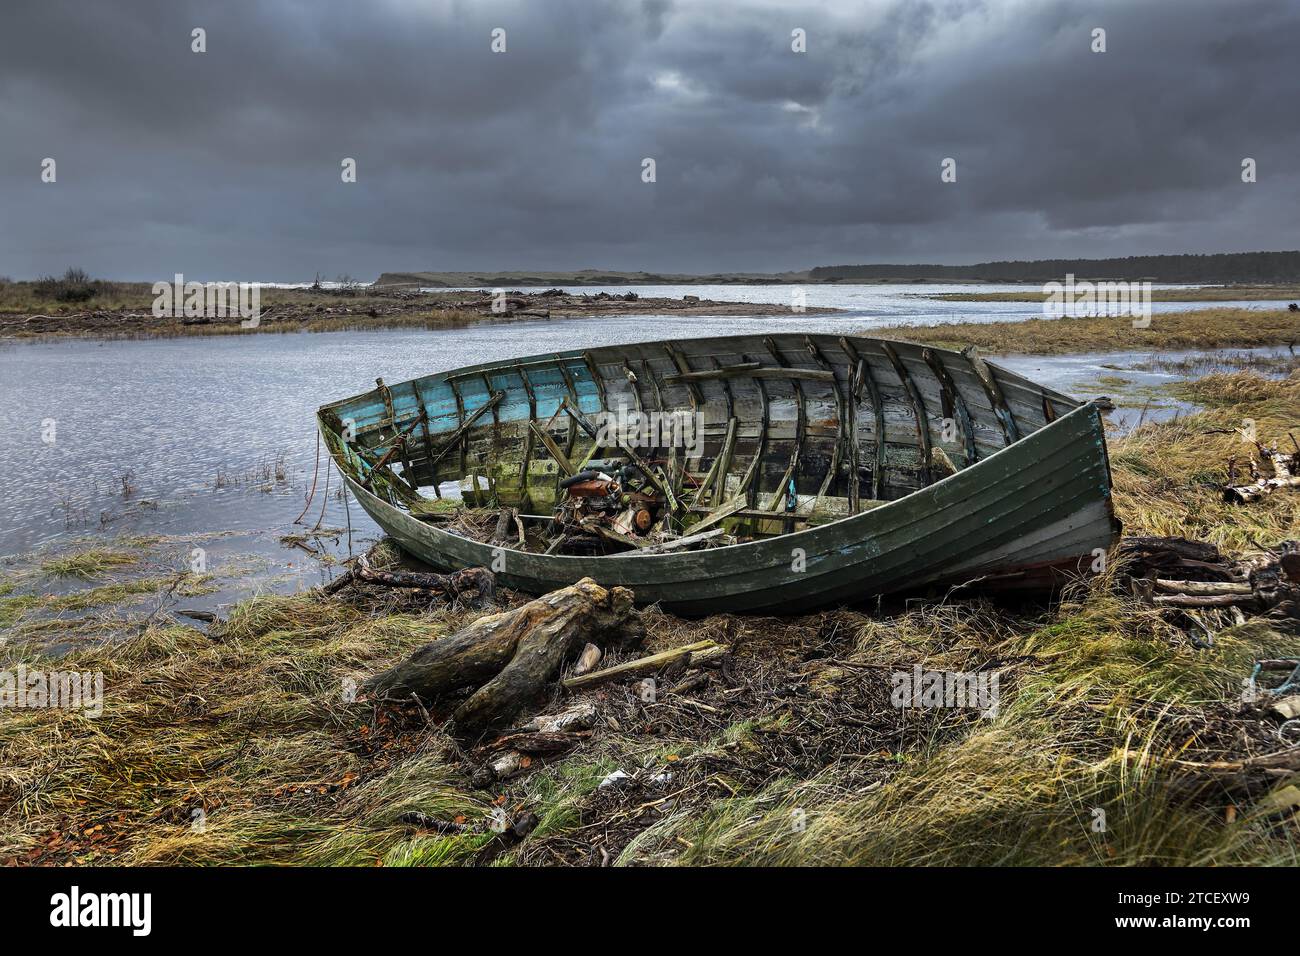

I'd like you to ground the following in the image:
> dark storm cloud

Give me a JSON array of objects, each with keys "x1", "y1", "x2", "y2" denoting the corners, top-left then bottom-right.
[{"x1": 0, "y1": 0, "x2": 1296, "y2": 279}]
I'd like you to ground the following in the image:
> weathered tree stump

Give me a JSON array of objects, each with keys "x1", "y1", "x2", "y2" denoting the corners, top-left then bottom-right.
[{"x1": 362, "y1": 577, "x2": 639, "y2": 735}]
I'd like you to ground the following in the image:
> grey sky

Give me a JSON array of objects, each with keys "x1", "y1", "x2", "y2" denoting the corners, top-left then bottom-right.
[{"x1": 1, "y1": 0, "x2": 1296, "y2": 280}]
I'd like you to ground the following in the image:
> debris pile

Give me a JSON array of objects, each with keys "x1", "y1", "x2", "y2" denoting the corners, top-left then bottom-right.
[
  {"x1": 1223, "y1": 436, "x2": 1300, "y2": 503},
  {"x1": 1119, "y1": 536, "x2": 1300, "y2": 644}
]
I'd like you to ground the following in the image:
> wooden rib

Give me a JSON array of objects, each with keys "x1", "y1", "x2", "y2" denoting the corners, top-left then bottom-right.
[
  {"x1": 582, "y1": 351, "x2": 608, "y2": 410},
  {"x1": 663, "y1": 349, "x2": 704, "y2": 491},
  {"x1": 621, "y1": 360, "x2": 644, "y2": 413},
  {"x1": 845, "y1": 360, "x2": 860, "y2": 512},
  {"x1": 480, "y1": 373, "x2": 501, "y2": 430},
  {"x1": 711, "y1": 417, "x2": 739, "y2": 506},
  {"x1": 747, "y1": 371, "x2": 771, "y2": 510},
  {"x1": 447, "y1": 378, "x2": 468, "y2": 476},
  {"x1": 922, "y1": 348, "x2": 978, "y2": 466},
  {"x1": 706, "y1": 356, "x2": 736, "y2": 504},
  {"x1": 806, "y1": 337, "x2": 846, "y2": 511},
  {"x1": 664, "y1": 344, "x2": 703, "y2": 410},
  {"x1": 840, "y1": 337, "x2": 886, "y2": 502},
  {"x1": 554, "y1": 357, "x2": 581, "y2": 459},
  {"x1": 398, "y1": 432, "x2": 417, "y2": 491},
  {"x1": 410, "y1": 380, "x2": 438, "y2": 496},
  {"x1": 961, "y1": 346, "x2": 1019, "y2": 445},
  {"x1": 376, "y1": 379, "x2": 395, "y2": 426},
  {"x1": 361, "y1": 415, "x2": 425, "y2": 491},
  {"x1": 689, "y1": 453, "x2": 722, "y2": 509},
  {"x1": 710, "y1": 357, "x2": 736, "y2": 420},
  {"x1": 639, "y1": 358, "x2": 665, "y2": 443},
  {"x1": 640, "y1": 358, "x2": 682, "y2": 501},
  {"x1": 879, "y1": 341, "x2": 933, "y2": 486},
  {"x1": 516, "y1": 365, "x2": 538, "y2": 507},
  {"x1": 763, "y1": 338, "x2": 805, "y2": 519}
]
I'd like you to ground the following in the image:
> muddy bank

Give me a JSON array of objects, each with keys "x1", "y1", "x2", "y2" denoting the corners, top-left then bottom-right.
[{"x1": 0, "y1": 287, "x2": 836, "y2": 340}]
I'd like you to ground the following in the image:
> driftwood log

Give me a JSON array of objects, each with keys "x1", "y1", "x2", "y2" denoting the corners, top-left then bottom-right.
[
  {"x1": 362, "y1": 577, "x2": 639, "y2": 735},
  {"x1": 1224, "y1": 441, "x2": 1300, "y2": 504},
  {"x1": 321, "y1": 551, "x2": 494, "y2": 605}
]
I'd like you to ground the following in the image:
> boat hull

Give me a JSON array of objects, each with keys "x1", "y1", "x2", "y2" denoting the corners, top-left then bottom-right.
[{"x1": 340, "y1": 400, "x2": 1117, "y2": 614}]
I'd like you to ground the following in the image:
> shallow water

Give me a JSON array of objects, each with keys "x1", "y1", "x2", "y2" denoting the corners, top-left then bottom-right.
[
  {"x1": 0, "y1": 284, "x2": 1293, "y2": 602},
  {"x1": 434, "y1": 281, "x2": 1288, "y2": 327}
]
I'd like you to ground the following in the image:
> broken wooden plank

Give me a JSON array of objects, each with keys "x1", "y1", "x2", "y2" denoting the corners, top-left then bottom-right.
[
  {"x1": 663, "y1": 361, "x2": 761, "y2": 382},
  {"x1": 529, "y1": 420, "x2": 576, "y2": 476},
  {"x1": 427, "y1": 391, "x2": 505, "y2": 472},
  {"x1": 690, "y1": 494, "x2": 749, "y2": 534},
  {"x1": 562, "y1": 640, "x2": 726, "y2": 691},
  {"x1": 611, "y1": 527, "x2": 726, "y2": 556}
]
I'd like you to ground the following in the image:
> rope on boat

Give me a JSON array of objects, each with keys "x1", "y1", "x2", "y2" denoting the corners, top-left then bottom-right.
[
  {"x1": 312, "y1": 456, "x2": 332, "y2": 531},
  {"x1": 342, "y1": 465, "x2": 353, "y2": 558},
  {"x1": 294, "y1": 429, "x2": 322, "y2": 525}
]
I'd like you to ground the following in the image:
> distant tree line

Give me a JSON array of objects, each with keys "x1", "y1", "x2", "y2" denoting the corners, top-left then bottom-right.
[{"x1": 809, "y1": 252, "x2": 1300, "y2": 283}]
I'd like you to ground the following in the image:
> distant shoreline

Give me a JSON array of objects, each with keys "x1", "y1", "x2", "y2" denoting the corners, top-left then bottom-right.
[
  {"x1": 0, "y1": 285, "x2": 837, "y2": 341},
  {"x1": 376, "y1": 270, "x2": 1300, "y2": 289},
  {"x1": 374, "y1": 250, "x2": 1300, "y2": 288},
  {"x1": 925, "y1": 286, "x2": 1300, "y2": 303}
]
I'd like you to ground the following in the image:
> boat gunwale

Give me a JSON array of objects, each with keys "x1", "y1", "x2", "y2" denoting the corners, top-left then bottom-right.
[{"x1": 315, "y1": 332, "x2": 1082, "y2": 417}]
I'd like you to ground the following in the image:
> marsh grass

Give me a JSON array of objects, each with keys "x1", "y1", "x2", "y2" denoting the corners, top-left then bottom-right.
[
  {"x1": 632, "y1": 584, "x2": 1298, "y2": 867},
  {"x1": 0, "y1": 574, "x2": 216, "y2": 632},
  {"x1": 891, "y1": 308, "x2": 1299, "y2": 355},
  {"x1": 1109, "y1": 372, "x2": 1300, "y2": 549},
  {"x1": 40, "y1": 548, "x2": 139, "y2": 578}
]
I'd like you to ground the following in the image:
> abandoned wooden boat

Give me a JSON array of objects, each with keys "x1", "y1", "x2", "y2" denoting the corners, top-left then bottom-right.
[{"x1": 317, "y1": 333, "x2": 1120, "y2": 613}]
